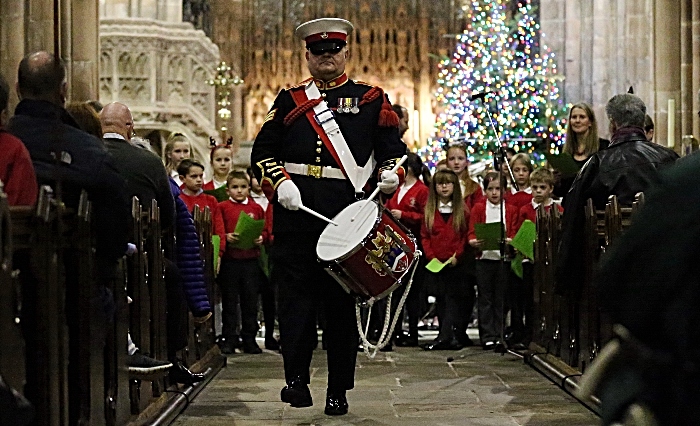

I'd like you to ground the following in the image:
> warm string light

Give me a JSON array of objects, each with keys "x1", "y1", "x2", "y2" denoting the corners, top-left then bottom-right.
[{"x1": 419, "y1": 0, "x2": 566, "y2": 170}]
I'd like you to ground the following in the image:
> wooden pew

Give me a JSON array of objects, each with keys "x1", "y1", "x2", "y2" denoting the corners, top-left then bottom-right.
[
  {"x1": 191, "y1": 206, "x2": 216, "y2": 362},
  {"x1": 0, "y1": 189, "x2": 26, "y2": 401},
  {"x1": 146, "y1": 200, "x2": 168, "y2": 397}
]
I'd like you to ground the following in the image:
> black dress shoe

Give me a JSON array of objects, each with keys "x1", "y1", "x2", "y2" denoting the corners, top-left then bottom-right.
[
  {"x1": 169, "y1": 360, "x2": 206, "y2": 385},
  {"x1": 242, "y1": 339, "x2": 262, "y2": 354},
  {"x1": 454, "y1": 332, "x2": 475, "y2": 347},
  {"x1": 482, "y1": 341, "x2": 496, "y2": 350},
  {"x1": 265, "y1": 337, "x2": 280, "y2": 351},
  {"x1": 324, "y1": 390, "x2": 348, "y2": 416},
  {"x1": 281, "y1": 377, "x2": 313, "y2": 407},
  {"x1": 422, "y1": 339, "x2": 463, "y2": 351},
  {"x1": 395, "y1": 331, "x2": 419, "y2": 347}
]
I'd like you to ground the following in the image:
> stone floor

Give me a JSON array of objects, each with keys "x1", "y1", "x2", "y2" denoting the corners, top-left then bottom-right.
[{"x1": 172, "y1": 332, "x2": 599, "y2": 425}]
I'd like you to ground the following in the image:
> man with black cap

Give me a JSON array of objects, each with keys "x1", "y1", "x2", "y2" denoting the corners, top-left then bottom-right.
[{"x1": 251, "y1": 17, "x2": 406, "y2": 416}]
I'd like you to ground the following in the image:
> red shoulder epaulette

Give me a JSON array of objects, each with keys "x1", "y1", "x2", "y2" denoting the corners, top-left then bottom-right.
[{"x1": 288, "y1": 77, "x2": 313, "y2": 90}]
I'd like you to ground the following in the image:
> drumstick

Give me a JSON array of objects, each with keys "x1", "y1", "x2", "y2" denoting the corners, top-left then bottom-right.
[
  {"x1": 367, "y1": 154, "x2": 408, "y2": 203},
  {"x1": 351, "y1": 154, "x2": 408, "y2": 222},
  {"x1": 299, "y1": 204, "x2": 338, "y2": 226}
]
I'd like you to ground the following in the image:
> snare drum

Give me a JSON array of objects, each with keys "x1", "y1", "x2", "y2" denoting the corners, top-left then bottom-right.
[{"x1": 316, "y1": 200, "x2": 417, "y2": 301}]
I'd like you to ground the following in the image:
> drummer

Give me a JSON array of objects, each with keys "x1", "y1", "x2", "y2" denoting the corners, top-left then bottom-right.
[{"x1": 250, "y1": 17, "x2": 406, "y2": 416}]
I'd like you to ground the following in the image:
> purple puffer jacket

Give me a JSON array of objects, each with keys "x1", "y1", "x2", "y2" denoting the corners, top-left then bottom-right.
[{"x1": 169, "y1": 178, "x2": 211, "y2": 316}]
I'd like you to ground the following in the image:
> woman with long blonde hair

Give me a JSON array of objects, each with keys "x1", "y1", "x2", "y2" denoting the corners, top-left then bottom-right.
[{"x1": 555, "y1": 103, "x2": 609, "y2": 197}]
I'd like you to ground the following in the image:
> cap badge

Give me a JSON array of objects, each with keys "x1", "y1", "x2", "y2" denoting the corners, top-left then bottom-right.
[{"x1": 321, "y1": 32, "x2": 328, "y2": 39}]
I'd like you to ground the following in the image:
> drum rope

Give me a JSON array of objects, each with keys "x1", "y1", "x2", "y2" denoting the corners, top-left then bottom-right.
[{"x1": 356, "y1": 250, "x2": 422, "y2": 359}]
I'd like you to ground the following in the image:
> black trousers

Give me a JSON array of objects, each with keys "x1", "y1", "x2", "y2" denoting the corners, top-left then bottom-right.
[
  {"x1": 509, "y1": 262, "x2": 534, "y2": 344},
  {"x1": 272, "y1": 234, "x2": 358, "y2": 391},
  {"x1": 219, "y1": 258, "x2": 263, "y2": 341},
  {"x1": 475, "y1": 259, "x2": 509, "y2": 344},
  {"x1": 164, "y1": 258, "x2": 189, "y2": 358},
  {"x1": 431, "y1": 262, "x2": 475, "y2": 342}
]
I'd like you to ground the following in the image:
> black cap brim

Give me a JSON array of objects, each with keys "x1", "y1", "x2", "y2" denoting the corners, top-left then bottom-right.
[{"x1": 306, "y1": 40, "x2": 346, "y2": 50}]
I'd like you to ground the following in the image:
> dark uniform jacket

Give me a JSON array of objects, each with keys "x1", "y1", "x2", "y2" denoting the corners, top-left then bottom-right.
[
  {"x1": 555, "y1": 127, "x2": 678, "y2": 297},
  {"x1": 251, "y1": 73, "x2": 406, "y2": 236}
]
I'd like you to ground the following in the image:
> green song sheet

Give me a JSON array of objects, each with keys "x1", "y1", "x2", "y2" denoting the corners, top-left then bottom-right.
[
  {"x1": 511, "y1": 252, "x2": 525, "y2": 279},
  {"x1": 231, "y1": 211, "x2": 265, "y2": 250},
  {"x1": 474, "y1": 222, "x2": 504, "y2": 251},
  {"x1": 510, "y1": 220, "x2": 536, "y2": 260},
  {"x1": 212, "y1": 235, "x2": 220, "y2": 271},
  {"x1": 544, "y1": 152, "x2": 582, "y2": 179},
  {"x1": 204, "y1": 185, "x2": 229, "y2": 202},
  {"x1": 425, "y1": 253, "x2": 456, "y2": 273}
]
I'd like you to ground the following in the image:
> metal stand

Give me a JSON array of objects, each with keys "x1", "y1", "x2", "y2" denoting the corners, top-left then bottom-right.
[{"x1": 473, "y1": 95, "x2": 517, "y2": 355}]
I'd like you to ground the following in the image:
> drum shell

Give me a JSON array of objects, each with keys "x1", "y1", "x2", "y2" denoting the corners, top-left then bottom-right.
[{"x1": 322, "y1": 207, "x2": 417, "y2": 301}]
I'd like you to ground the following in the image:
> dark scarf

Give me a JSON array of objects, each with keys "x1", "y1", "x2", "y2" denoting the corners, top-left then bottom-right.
[{"x1": 610, "y1": 126, "x2": 646, "y2": 147}]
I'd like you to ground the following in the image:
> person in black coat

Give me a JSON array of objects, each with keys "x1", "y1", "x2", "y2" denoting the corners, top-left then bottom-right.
[
  {"x1": 251, "y1": 18, "x2": 406, "y2": 416},
  {"x1": 555, "y1": 94, "x2": 678, "y2": 299},
  {"x1": 592, "y1": 151, "x2": 700, "y2": 424}
]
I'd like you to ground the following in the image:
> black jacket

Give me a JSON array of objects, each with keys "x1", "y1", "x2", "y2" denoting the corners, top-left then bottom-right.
[
  {"x1": 555, "y1": 127, "x2": 678, "y2": 297},
  {"x1": 251, "y1": 74, "x2": 406, "y2": 236},
  {"x1": 8, "y1": 100, "x2": 129, "y2": 263}
]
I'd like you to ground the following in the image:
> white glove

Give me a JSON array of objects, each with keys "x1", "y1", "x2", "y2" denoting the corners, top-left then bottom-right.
[
  {"x1": 378, "y1": 170, "x2": 399, "y2": 194},
  {"x1": 277, "y1": 179, "x2": 302, "y2": 210}
]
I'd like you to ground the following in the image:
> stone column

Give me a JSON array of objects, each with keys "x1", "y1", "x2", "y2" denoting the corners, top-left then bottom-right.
[
  {"x1": 680, "y1": 0, "x2": 693, "y2": 137},
  {"x1": 692, "y1": 0, "x2": 700, "y2": 139},
  {"x1": 0, "y1": 0, "x2": 25, "y2": 112},
  {"x1": 26, "y1": 0, "x2": 57, "y2": 54},
  {"x1": 653, "y1": 0, "x2": 681, "y2": 148}
]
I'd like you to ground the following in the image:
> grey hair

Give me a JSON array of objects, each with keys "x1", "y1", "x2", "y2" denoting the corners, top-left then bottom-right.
[
  {"x1": 605, "y1": 94, "x2": 646, "y2": 128},
  {"x1": 130, "y1": 136, "x2": 157, "y2": 155}
]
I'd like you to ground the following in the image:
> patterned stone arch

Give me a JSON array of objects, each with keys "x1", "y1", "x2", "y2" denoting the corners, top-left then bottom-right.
[
  {"x1": 100, "y1": 51, "x2": 113, "y2": 101},
  {"x1": 190, "y1": 62, "x2": 212, "y2": 118},
  {"x1": 117, "y1": 51, "x2": 150, "y2": 102},
  {"x1": 166, "y1": 55, "x2": 187, "y2": 104}
]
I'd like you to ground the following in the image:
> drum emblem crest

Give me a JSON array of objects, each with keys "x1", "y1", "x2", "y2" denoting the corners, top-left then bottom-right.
[{"x1": 365, "y1": 225, "x2": 409, "y2": 276}]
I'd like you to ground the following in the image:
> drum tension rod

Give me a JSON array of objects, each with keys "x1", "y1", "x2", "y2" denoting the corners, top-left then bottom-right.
[
  {"x1": 365, "y1": 251, "x2": 395, "y2": 277},
  {"x1": 384, "y1": 227, "x2": 411, "y2": 254}
]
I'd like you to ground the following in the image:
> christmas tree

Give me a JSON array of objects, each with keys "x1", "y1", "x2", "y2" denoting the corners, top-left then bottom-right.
[{"x1": 420, "y1": 0, "x2": 566, "y2": 169}]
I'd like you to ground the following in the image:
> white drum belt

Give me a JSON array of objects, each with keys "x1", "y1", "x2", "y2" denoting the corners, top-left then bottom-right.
[{"x1": 284, "y1": 162, "x2": 346, "y2": 180}]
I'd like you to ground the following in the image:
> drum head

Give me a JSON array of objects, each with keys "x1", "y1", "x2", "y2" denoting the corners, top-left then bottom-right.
[{"x1": 317, "y1": 200, "x2": 378, "y2": 261}]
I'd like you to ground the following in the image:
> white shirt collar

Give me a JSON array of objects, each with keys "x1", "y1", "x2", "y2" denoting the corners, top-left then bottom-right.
[
  {"x1": 230, "y1": 197, "x2": 249, "y2": 204},
  {"x1": 103, "y1": 132, "x2": 126, "y2": 141},
  {"x1": 486, "y1": 200, "x2": 501, "y2": 209},
  {"x1": 511, "y1": 186, "x2": 532, "y2": 194},
  {"x1": 438, "y1": 200, "x2": 453, "y2": 213},
  {"x1": 531, "y1": 198, "x2": 554, "y2": 209}
]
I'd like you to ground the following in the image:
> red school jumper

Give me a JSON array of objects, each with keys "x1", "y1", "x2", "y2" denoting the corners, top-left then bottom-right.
[
  {"x1": 384, "y1": 180, "x2": 429, "y2": 239},
  {"x1": 468, "y1": 201, "x2": 519, "y2": 252},
  {"x1": 218, "y1": 197, "x2": 267, "y2": 260},
  {"x1": 179, "y1": 191, "x2": 226, "y2": 254},
  {"x1": 421, "y1": 209, "x2": 470, "y2": 263},
  {"x1": 517, "y1": 200, "x2": 564, "y2": 229},
  {"x1": 463, "y1": 183, "x2": 485, "y2": 212},
  {"x1": 504, "y1": 187, "x2": 533, "y2": 211}
]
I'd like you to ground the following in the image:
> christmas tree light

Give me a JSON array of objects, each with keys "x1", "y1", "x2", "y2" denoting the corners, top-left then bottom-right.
[{"x1": 419, "y1": 0, "x2": 566, "y2": 170}]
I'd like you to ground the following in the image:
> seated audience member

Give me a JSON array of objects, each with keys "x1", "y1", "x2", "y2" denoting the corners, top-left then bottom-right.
[
  {"x1": 0, "y1": 74, "x2": 37, "y2": 206},
  {"x1": 7, "y1": 51, "x2": 129, "y2": 416},
  {"x1": 7, "y1": 51, "x2": 129, "y2": 264},
  {"x1": 644, "y1": 114, "x2": 654, "y2": 143},
  {"x1": 102, "y1": 102, "x2": 206, "y2": 384},
  {"x1": 555, "y1": 94, "x2": 678, "y2": 299},
  {"x1": 66, "y1": 101, "x2": 103, "y2": 139},
  {"x1": 591, "y1": 151, "x2": 700, "y2": 425},
  {"x1": 101, "y1": 101, "x2": 175, "y2": 231}
]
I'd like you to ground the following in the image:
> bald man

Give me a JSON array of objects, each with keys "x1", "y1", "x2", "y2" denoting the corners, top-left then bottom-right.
[
  {"x1": 101, "y1": 102, "x2": 175, "y2": 230},
  {"x1": 8, "y1": 51, "x2": 129, "y2": 261},
  {"x1": 7, "y1": 51, "x2": 130, "y2": 415}
]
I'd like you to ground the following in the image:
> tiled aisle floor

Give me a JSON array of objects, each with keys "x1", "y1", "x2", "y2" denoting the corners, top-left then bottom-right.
[{"x1": 173, "y1": 332, "x2": 598, "y2": 425}]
